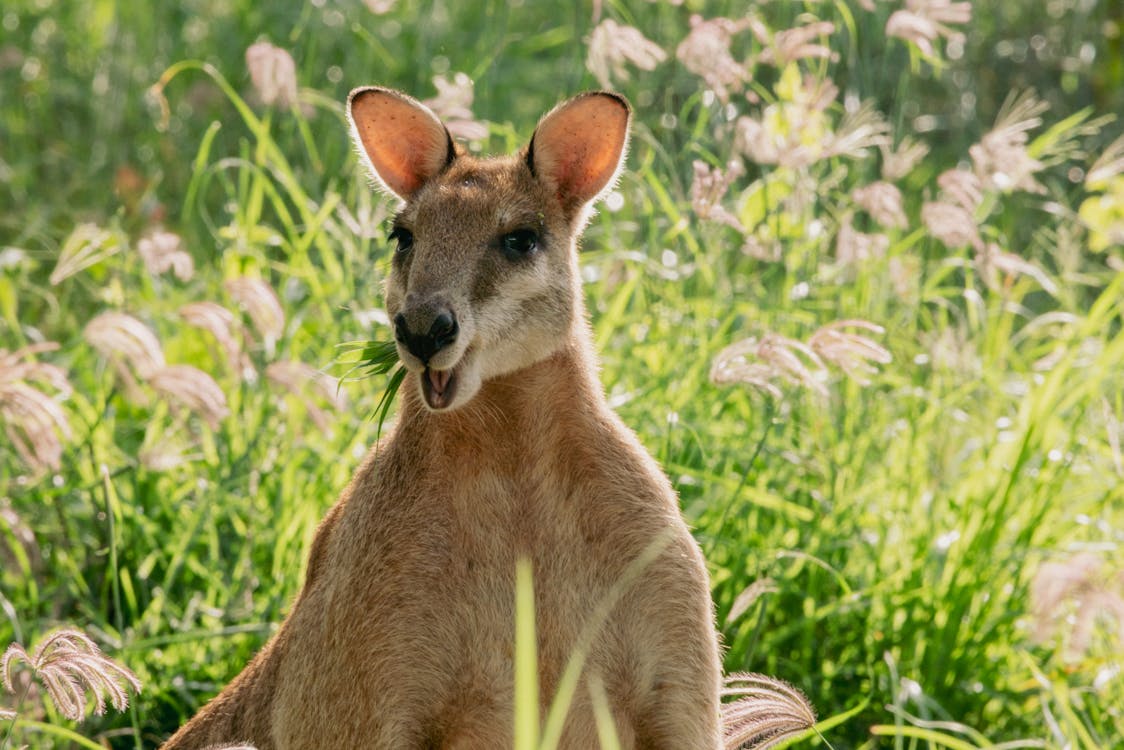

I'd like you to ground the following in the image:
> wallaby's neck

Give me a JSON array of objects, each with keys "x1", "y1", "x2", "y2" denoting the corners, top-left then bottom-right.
[{"x1": 394, "y1": 329, "x2": 605, "y2": 464}]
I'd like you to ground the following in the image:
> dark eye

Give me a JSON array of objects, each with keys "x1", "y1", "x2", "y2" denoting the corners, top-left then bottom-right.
[
  {"x1": 389, "y1": 226, "x2": 414, "y2": 255},
  {"x1": 501, "y1": 229, "x2": 538, "y2": 259}
]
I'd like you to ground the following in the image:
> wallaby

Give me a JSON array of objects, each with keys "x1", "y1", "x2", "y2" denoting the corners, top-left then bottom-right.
[{"x1": 162, "y1": 88, "x2": 726, "y2": 749}]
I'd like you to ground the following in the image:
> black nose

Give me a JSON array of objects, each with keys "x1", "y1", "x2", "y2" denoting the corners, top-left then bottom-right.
[{"x1": 394, "y1": 310, "x2": 459, "y2": 364}]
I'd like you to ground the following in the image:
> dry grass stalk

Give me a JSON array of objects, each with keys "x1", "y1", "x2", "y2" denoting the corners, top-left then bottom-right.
[
  {"x1": 83, "y1": 312, "x2": 166, "y2": 380},
  {"x1": 138, "y1": 229, "x2": 194, "y2": 281},
  {"x1": 2, "y1": 628, "x2": 141, "y2": 721},
  {"x1": 422, "y1": 73, "x2": 488, "y2": 142},
  {"x1": 586, "y1": 19, "x2": 667, "y2": 90},
  {"x1": 721, "y1": 673, "x2": 816, "y2": 749},
  {"x1": 245, "y1": 41, "x2": 297, "y2": 108},
  {"x1": 149, "y1": 365, "x2": 230, "y2": 429},
  {"x1": 0, "y1": 343, "x2": 72, "y2": 472},
  {"x1": 225, "y1": 277, "x2": 285, "y2": 352}
]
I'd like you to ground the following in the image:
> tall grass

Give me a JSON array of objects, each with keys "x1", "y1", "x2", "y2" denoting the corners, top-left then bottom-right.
[{"x1": 2, "y1": 0, "x2": 1123, "y2": 747}]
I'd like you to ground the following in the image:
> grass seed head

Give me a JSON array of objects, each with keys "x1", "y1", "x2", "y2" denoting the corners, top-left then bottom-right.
[
  {"x1": 245, "y1": 41, "x2": 297, "y2": 108},
  {"x1": 676, "y1": 15, "x2": 755, "y2": 102},
  {"x1": 586, "y1": 19, "x2": 667, "y2": 90},
  {"x1": 721, "y1": 672, "x2": 816, "y2": 750},
  {"x1": 138, "y1": 229, "x2": 194, "y2": 281},
  {"x1": 422, "y1": 72, "x2": 488, "y2": 141},
  {"x1": 226, "y1": 277, "x2": 285, "y2": 354},
  {"x1": 83, "y1": 312, "x2": 166, "y2": 380},
  {"x1": 2, "y1": 628, "x2": 141, "y2": 722},
  {"x1": 149, "y1": 364, "x2": 230, "y2": 429},
  {"x1": 852, "y1": 181, "x2": 907, "y2": 229}
]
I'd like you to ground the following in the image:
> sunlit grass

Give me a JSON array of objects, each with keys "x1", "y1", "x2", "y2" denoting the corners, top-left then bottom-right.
[{"x1": 2, "y1": 0, "x2": 1123, "y2": 747}]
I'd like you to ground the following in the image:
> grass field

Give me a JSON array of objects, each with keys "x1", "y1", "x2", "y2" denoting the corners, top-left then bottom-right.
[{"x1": 2, "y1": 0, "x2": 1124, "y2": 747}]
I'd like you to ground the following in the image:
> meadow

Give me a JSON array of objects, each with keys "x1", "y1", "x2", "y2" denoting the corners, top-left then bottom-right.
[{"x1": 2, "y1": 0, "x2": 1124, "y2": 747}]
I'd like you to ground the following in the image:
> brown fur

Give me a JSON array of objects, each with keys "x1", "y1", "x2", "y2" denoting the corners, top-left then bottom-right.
[{"x1": 162, "y1": 88, "x2": 722, "y2": 749}]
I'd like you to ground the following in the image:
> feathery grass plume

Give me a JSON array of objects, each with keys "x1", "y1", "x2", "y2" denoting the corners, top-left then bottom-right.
[
  {"x1": 225, "y1": 277, "x2": 285, "y2": 354},
  {"x1": 83, "y1": 312, "x2": 166, "y2": 380},
  {"x1": 808, "y1": 320, "x2": 892, "y2": 383},
  {"x1": 1086, "y1": 133, "x2": 1124, "y2": 188},
  {"x1": 884, "y1": 0, "x2": 971, "y2": 60},
  {"x1": 245, "y1": 41, "x2": 297, "y2": 108},
  {"x1": 137, "y1": 229, "x2": 194, "y2": 281},
  {"x1": 586, "y1": 20, "x2": 667, "y2": 90},
  {"x1": 47, "y1": 223, "x2": 125, "y2": 286},
  {"x1": 711, "y1": 333, "x2": 828, "y2": 397},
  {"x1": 0, "y1": 343, "x2": 73, "y2": 473},
  {"x1": 422, "y1": 73, "x2": 488, "y2": 142},
  {"x1": 835, "y1": 216, "x2": 889, "y2": 268},
  {"x1": 974, "y1": 241, "x2": 1059, "y2": 295},
  {"x1": 179, "y1": 301, "x2": 254, "y2": 381},
  {"x1": 757, "y1": 20, "x2": 836, "y2": 66},
  {"x1": 265, "y1": 360, "x2": 345, "y2": 432},
  {"x1": 921, "y1": 200, "x2": 982, "y2": 251},
  {"x1": 852, "y1": 181, "x2": 907, "y2": 229},
  {"x1": 691, "y1": 160, "x2": 745, "y2": 231},
  {"x1": 720, "y1": 673, "x2": 816, "y2": 750},
  {"x1": 1030, "y1": 553, "x2": 1124, "y2": 657},
  {"x1": 149, "y1": 365, "x2": 230, "y2": 429},
  {"x1": 827, "y1": 101, "x2": 892, "y2": 160},
  {"x1": 675, "y1": 15, "x2": 756, "y2": 102},
  {"x1": 936, "y1": 168, "x2": 983, "y2": 212},
  {"x1": 970, "y1": 89, "x2": 1048, "y2": 194},
  {"x1": 2, "y1": 628, "x2": 141, "y2": 721},
  {"x1": 880, "y1": 135, "x2": 930, "y2": 181},
  {"x1": 734, "y1": 69, "x2": 841, "y2": 168},
  {"x1": 726, "y1": 577, "x2": 778, "y2": 625}
]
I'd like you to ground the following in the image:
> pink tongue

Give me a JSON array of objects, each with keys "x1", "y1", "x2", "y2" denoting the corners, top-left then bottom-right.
[{"x1": 428, "y1": 368, "x2": 450, "y2": 394}]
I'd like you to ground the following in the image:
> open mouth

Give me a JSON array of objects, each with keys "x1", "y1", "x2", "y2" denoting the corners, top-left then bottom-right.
[{"x1": 421, "y1": 365, "x2": 458, "y2": 410}]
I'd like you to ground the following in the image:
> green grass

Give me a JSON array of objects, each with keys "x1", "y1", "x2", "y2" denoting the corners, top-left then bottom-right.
[{"x1": 2, "y1": 0, "x2": 1124, "y2": 747}]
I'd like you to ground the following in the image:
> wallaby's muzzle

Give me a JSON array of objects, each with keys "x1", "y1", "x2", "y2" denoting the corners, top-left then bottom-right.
[{"x1": 393, "y1": 308, "x2": 458, "y2": 365}]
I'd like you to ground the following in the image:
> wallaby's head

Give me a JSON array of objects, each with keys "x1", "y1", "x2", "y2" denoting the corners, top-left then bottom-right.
[{"x1": 347, "y1": 87, "x2": 630, "y2": 412}]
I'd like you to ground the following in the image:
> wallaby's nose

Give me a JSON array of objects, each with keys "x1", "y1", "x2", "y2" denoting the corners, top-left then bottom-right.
[{"x1": 394, "y1": 309, "x2": 459, "y2": 365}]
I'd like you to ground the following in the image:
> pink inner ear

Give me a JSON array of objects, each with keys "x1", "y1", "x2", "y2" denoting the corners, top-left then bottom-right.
[
  {"x1": 349, "y1": 88, "x2": 451, "y2": 198},
  {"x1": 531, "y1": 94, "x2": 630, "y2": 210}
]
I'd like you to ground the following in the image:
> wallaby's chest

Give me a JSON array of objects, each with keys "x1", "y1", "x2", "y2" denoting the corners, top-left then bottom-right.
[{"x1": 271, "y1": 456, "x2": 630, "y2": 746}]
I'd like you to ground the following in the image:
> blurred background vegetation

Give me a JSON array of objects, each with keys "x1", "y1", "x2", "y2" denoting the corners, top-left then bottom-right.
[{"x1": 2, "y1": 0, "x2": 1123, "y2": 747}]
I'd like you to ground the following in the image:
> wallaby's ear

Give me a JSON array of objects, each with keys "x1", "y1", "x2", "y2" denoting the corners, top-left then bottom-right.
[
  {"x1": 527, "y1": 92, "x2": 630, "y2": 214},
  {"x1": 348, "y1": 86, "x2": 456, "y2": 199}
]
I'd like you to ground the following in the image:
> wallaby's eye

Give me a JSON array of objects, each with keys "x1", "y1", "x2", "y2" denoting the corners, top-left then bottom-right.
[
  {"x1": 389, "y1": 226, "x2": 414, "y2": 255},
  {"x1": 500, "y1": 229, "x2": 538, "y2": 260}
]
